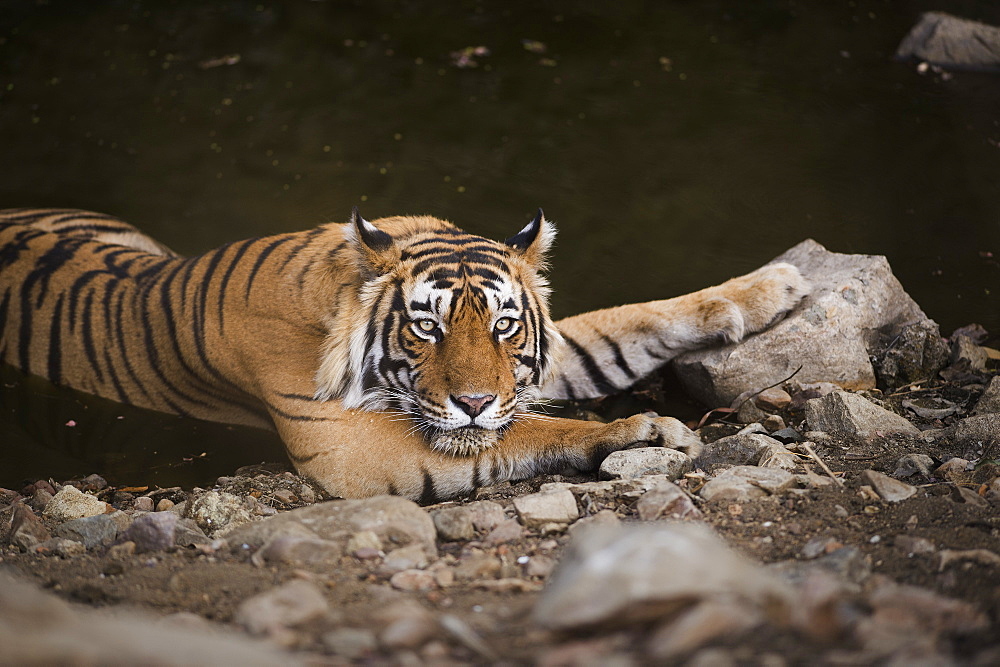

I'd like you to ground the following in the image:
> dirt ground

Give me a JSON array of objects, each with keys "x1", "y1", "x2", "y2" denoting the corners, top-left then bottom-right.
[{"x1": 2, "y1": 368, "x2": 999, "y2": 665}]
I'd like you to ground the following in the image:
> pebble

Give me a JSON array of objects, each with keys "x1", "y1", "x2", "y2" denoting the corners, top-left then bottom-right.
[
  {"x1": 34, "y1": 537, "x2": 86, "y2": 557},
  {"x1": 381, "y1": 544, "x2": 429, "y2": 574},
  {"x1": 346, "y1": 530, "x2": 383, "y2": 554},
  {"x1": 801, "y1": 536, "x2": 843, "y2": 560},
  {"x1": 432, "y1": 506, "x2": 475, "y2": 541},
  {"x1": 155, "y1": 498, "x2": 175, "y2": 512},
  {"x1": 464, "y1": 501, "x2": 506, "y2": 533},
  {"x1": 860, "y1": 470, "x2": 917, "y2": 503},
  {"x1": 700, "y1": 466, "x2": 796, "y2": 503},
  {"x1": 133, "y1": 496, "x2": 154, "y2": 512},
  {"x1": 8, "y1": 504, "x2": 51, "y2": 550},
  {"x1": 762, "y1": 414, "x2": 786, "y2": 432},
  {"x1": 120, "y1": 511, "x2": 178, "y2": 552},
  {"x1": 53, "y1": 514, "x2": 119, "y2": 548},
  {"x1": 895, "y1": 535, "x2": 935, "y2": 556},
  {"x1": 598, "y1": 447, "x2": 694, "y2": 481},
  {"x1": 513, "y1": 489, "x2": 579, "y2": 527},
  {"x1": 524, "y1": 554, "x2": 556, "y2": 578},
  {"x1": 254, "y1": 536, "x2": 344, "y2": 566},
  {"x1": 42, "y1": 486, "x2": 110, "y2": 522},
  {"x1": 235, "y1": 579, "x2": 331, "y2": 637},
  {"x1": 454, "y1": 550, "x2": 501, "y2": 581},
  {"x1": 482, "y1": 518, "x2": 523, "y2": 546},
  {"x1": 893, "y1": 454, "x2": 934, "y2": 478},
  {"x1": 805, "y1": 390, "x2": 920, "y2": 437},
  {"x1": 534, "y1": 523, "x2": 791, "y2": 631},
  {"x1": 174, "y1": 518, "x2": 211, "y2": 546},
  {"x1": 697, "y1": 433, "x2": 783, "y2": 468},
  {"x1": 390, "y1": 569, "x2": 438, "y2": 592},
  {"x1": 323, "y1": 627, "x2": 377, "y2": 659},
  {"x1": 756, "y1": 387, "x2": 792, "y2": 411},
  {"x1": 186, "y1": 491, "x2": 255, "y2": 537},
  {"x1": 29, "y1": 489, "x2": 53, "y2": 512},
  {"x1": 634, "y1": 481, "x2": 701, "y2": 521}
]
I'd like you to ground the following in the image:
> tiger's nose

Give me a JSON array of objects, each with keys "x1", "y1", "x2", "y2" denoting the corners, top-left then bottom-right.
[{"x1": 451, "y1": 394, "x2": 497, "y2": 418}]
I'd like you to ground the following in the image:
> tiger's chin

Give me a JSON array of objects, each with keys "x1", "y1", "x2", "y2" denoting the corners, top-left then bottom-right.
[{"x1": 430, "y1": 426, "x2": 500, "y2": 456}]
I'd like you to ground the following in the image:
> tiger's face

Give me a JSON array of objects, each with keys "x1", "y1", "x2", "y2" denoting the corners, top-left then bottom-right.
[{"x1": 317, "y1": 209, "x2": 560, "y2": 453}]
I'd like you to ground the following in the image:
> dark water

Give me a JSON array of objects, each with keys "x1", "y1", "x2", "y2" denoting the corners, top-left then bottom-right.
[{"x1": 1, "y1": 1, "x2": 998, "y2": 486}]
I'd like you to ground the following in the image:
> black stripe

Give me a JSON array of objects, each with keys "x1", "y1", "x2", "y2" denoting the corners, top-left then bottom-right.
[
  {"x1": 46, "y1": 293, "x2": 65, "y2": 384},
  {"x1": 562, "y1": 333, "x2": 618, "y2": 395},
  {"x1": 17, "y1": 280, "x2": 34, "y2": 373},
  {"x1": 216, "y1": 237, "x2": 257, "y2": 334},
  {"x1": 418, "y1": 468, "x2": 439, "y2": 505},
  {"x1": 288, "y1": 451, "x2": 321, "y2": 464},
  {"x1": 600, "y1": 333, "x2": 637, "y2": 380},
  {"x1": 265, "y1": 400, "x2": 338, "y2": 422},
  {"x1": 80, "y1": 290, "x2": 105, "y2": 385},
  {"x1": 244, "y1": 236, "x2": 297, "y2": 302}
]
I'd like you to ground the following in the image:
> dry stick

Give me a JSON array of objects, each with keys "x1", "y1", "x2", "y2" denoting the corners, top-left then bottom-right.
[
  {"x1": 696, "y1": 365, "x2": 804, "y2": 429},
  {"x1": 802, "y1": 442, "x2": 845, "y2": 487}
]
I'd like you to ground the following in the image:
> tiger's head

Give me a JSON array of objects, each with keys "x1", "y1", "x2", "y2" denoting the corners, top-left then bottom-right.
[{"x1": 315, "y1": 208, "x2": 562, "y2": 455}]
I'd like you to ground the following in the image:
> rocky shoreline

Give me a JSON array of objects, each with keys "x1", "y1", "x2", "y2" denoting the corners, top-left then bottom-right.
[{"x1": 2, "y1": 241, "x2": 999, "y2": 664}]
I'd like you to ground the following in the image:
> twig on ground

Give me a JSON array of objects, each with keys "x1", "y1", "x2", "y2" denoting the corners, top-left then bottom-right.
[
  {"x1": 803, "y1": 442, "x2": 845, "y2": 487},
  {"x1": 695, "y1": 365, "x2": 804, "y2": 429}
]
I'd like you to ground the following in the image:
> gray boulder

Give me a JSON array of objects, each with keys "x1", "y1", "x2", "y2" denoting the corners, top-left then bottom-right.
[
  {"x1": 895, "y1": 12, "x2": 1000, "y2": 73},
  {"x1": 805, "y1": 390, "x2": 920, "y2": 438},
  {"x1": 598, "y1": 447, "x2": 693, "y2": 481},
  {"x1": 672, "y1": 240, "x2": 947, "y2": 407}
]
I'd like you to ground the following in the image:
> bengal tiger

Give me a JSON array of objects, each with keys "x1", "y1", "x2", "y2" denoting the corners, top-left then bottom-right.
[{"x1": 0, "y1": 207, "x2": 808, "y2": 501}]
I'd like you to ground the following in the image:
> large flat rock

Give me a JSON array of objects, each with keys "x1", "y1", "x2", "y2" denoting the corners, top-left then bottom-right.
[{"x1": 672, "y1": 240, "x2": 947, "y2": 407}]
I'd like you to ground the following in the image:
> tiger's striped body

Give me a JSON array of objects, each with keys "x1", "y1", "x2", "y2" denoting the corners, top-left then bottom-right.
[{"x1": 0, "y1": 208, "x2": 808, "y2": 501}]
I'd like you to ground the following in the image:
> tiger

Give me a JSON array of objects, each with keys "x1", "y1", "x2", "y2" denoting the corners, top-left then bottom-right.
[{"x1": 0, "y1": 207, "x2": 808, "y2": 502}]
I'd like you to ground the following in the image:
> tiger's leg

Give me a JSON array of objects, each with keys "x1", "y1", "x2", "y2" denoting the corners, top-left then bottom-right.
[
  {"x1": 265, "y1": 397, "x2": 700, "y2": 501},
  {"x1": 542, "y1": 262, "x2": 808, "y2": 400}
]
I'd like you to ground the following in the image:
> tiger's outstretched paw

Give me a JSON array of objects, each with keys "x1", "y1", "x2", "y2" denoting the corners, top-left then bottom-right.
[
  {"x1": 586, "y1": 413, "x2": 702, "y2": 459},
  {"x1": 738, "y1": 262, "x2": 810, "y2": 333}
]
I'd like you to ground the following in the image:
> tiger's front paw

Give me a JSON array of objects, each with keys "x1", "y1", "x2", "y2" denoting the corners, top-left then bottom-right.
[
  {"x1": 585, "y1": 413, "x2": 702, "y2": 459},
  {"x1": 740, "y1": 262, "x2": 810, "y2": 332}
]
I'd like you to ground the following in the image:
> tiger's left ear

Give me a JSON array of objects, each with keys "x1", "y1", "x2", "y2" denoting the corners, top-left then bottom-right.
[
  {"x1": 347, "y1": 207, "x2": 400, "y2": 275},
  {"x1": 505, "y1": 208, "x2": 556, "y2": 270}
]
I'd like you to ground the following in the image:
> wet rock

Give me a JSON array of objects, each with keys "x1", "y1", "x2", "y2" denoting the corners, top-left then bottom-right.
[
  {"x1": 673, "y1": 240, "x2": 945, "y2": 406},
  {"x1": 700, "y1": 466, "x2": 797, "y2": 503},
  {"x1": 185, "y1": 491, "x2": 256, "y2": 537},
  {"x1": 390, "y1": 569, "x2": 438, "y2": 592},
  {"x1": 225, "y1": 496, "x2": 437, "y2": 561},
  {"x1": 235, "y1": 580, "x2": 331, "y2": 637},
  {"x1": 120, "y1": 511, "x2": 178, "y2": 553},
  {"x1": 635, "y1": 481, "x2": 701, "y2": 521},
  {"x1": 323, "y1": 627, "x2": 377, "y2": 660},
  {"x1": 972, "y1": 376, "x2": 1000, "y2": 415},
  {"x1": 860, "y1": 470, "x2": 917, "y2": 503},
  {"x1": 896, "y1": 12, "x2": 1000, "y2": 71},
  {"x1": 53, "y1": 514, "x2": 119, "y2": 549},
  {"x1": 598, "y1": 446, "x2": 693, "y2": 480},
  {"x1": 647, "y1": 599, "x2": 761, "y2": 660},
  {"x1": 42, "y1": 485, "x2": 110, "y2": 522},
  {"x1": 513, "y1": 489, "x2": 579, "y2": 527},
  {"x1": 431, "y1": 506, "x2": 475, "y2": 541},
  {"x1": 0, "y1": 573, "x2": 303, "y2": 665},
  {"x1": 482, "y1": 518, "x2": 523, "y2": 546},
  {"x1": 533, "y1": 522, "x2": 791, "y2": 631},
  {"x1": 805, "y1": 390, "x2": 920, "y2": 438},
  {"x1": 8, "y1": 504, "x2": 51, "y2": 550}
]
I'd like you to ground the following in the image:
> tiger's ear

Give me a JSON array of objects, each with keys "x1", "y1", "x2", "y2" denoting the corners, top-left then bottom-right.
[
  {"x1": 505, "y1": 208, "x2": 555, "y2": 269},
  {"x1": 347, "y1": 207, "x2": 400, "y2": 274}
]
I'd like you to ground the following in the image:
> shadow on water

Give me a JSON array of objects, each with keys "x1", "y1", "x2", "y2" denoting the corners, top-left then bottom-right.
[
  {"x1": 1, "y1": 1, "x2": 998, "y2": 484},
  {"x1": 0, "y1": 364, "x2": 286, "y2": 488}
]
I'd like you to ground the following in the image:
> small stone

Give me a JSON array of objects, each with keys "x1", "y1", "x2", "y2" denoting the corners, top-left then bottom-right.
[
  {"x1": 464, "y1": 501, "x2": 506, "y2": 532},
  {"x1": 255, "y1": 536, "x2": 343, "y2": 566},
  {"x1": 860, "y1": 470, "x2": 917, "y2": 503},
  {"x1": 185, "y1": 491, "x2": 255, "y2": 537},
  {"x1": 323, "y1": 627, "x2": 377, "y2": 659},
  {"x1": 29, "y1": 489, "x2": 53, "y2": 513},
  {"x1": 34, "y1": 537, "x2": 86, "y2": 557},
  {"x1": 108, "y1": 541, "x2": 136, "y2": 558},
  {"x1": 271, "y1": 488, "x2": 296, "y2": 505},
  {"x1": 525, "y1": 555, "x2": 556, "y2": 578},
  {"x1": 950, "y1": 485, "x2": 988, "y2": 507},
  {"x1": 80, "y1": 474, "x2": 108, "y2": 491},
  {"x1": 42, "y1": 486, "x2": 110, "y2": 522},
  {"x1": 598, "y1": 447, "x2": 693, "y2": 481},
  {"x1": 568, "y1": 509, "x2": 621, "y2": 538},
  {"x1": 454, "y1": 550, "x2": 501, "y2": 581},
  {"x1": 53, "y1": 514, "x2": 119, "y2": 548},
  {"x1": 805, "y1": 391, "x2": 920, "y2": 438},
  {"x1": 635, "y1": 482, "x2": 701, "y2": 521},
  {"x1": 700, "y1": 466, "x2": 796, "y2": 504},
  {"x1": 697, "y1": 433, "x2": 782, "y2": 468},
  {"x1": 120, "y1": 511, "x2": 178, "y2": 553},
  {"x1": 174, "y1": 518, "x2": 210, "y2": 546},
  {"x1": 235, "y1": 580, "x2": 331, "y2": 637},
  {"x1": 133, "y1": 496, "x2": 154, "y2": 512},
  {"x1": 431, "y1": 507, "x2": 475, "y2": 541},
  {"x1": 155, "y1": 498, "x2": 175, "y2": 512},
  {"x1": 756, "y1": 388, "x2": 792, "y2": 411},
  {"x1": 893, "y1": 454, "x2": 934, "y2": 478},
  {"x1": 390, "y1": 569, "x2": 438, "y2": 592},
  {"x1": 801, "y1": 536, "x2": 843, "y2": 559},
  {"x1": 762, "y1": 415, "x2": 786, "y2": 432},
  {"x1": 297, "y1": 484, "x2": 317, "y2": 504},
  {"x1": 8, "y1": 504, "x2": 51, "y2": 550},
  {"x1": 757, "y1": 443, "x2": 800, "y2": 471},
  {"x1": 382, "y1": 544, "x2": 429, "y2": 574},
  {"x1": 513, "y1": 489, "x2": 579, "y2": 527},
  {"x1": 895, "y1": 535, "x2": 935, "y2": 556},
  {"x1": 346, "y1": 530, "x2": 383, "y2": 554},
  {"x1": 482, "y1": 518, "x2": 523, "y2": 546}
]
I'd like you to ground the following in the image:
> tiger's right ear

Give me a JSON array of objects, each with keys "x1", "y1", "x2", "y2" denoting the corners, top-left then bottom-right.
[
  {"x1": 505, "y1": 208, "x2": 556, "y2": 270},
  {"x1": 346, "y1": 207, "x2": 400, "y2": 275}
]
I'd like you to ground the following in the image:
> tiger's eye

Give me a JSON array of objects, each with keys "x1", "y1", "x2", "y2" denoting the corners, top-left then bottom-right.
[
  {"x1": 416, "y1": 319, "x2": 436, "y2": 332},
  {"x1": 494, "y1": 317, "x2": 514, "y2": 333}
]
